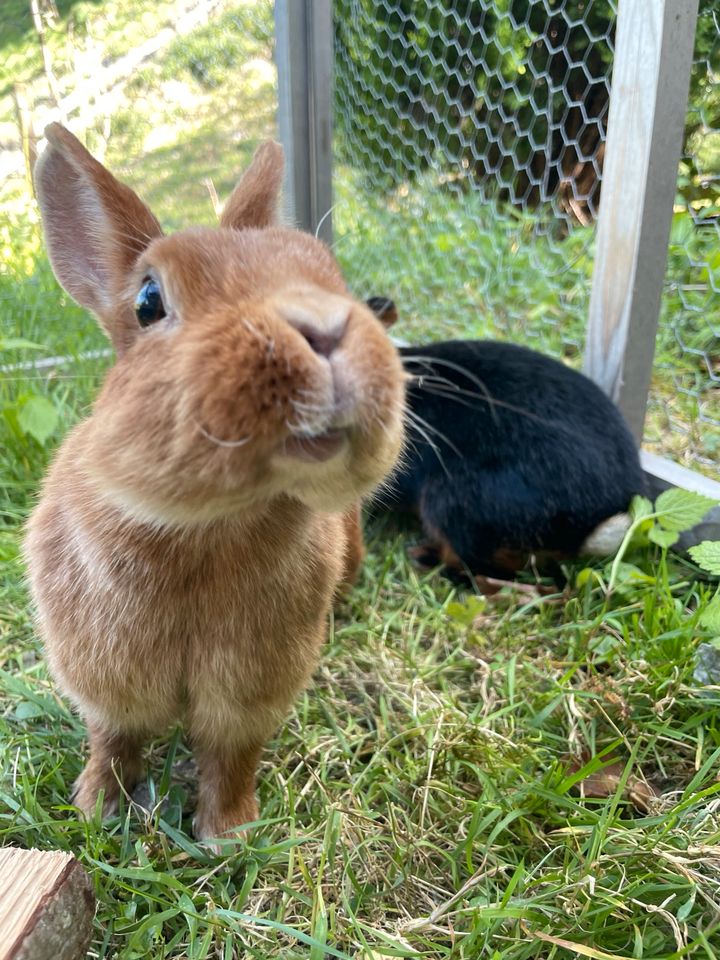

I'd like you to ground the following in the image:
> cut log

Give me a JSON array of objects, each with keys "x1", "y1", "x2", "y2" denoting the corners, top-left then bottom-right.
[{"x1": 0, "y1": 848, "x2": 95, "y2": 960}]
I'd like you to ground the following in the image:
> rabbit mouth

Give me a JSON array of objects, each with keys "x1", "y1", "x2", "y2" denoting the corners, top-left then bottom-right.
[{"x1": 280, "y1": 428, "x2": 348, "y2": 463}]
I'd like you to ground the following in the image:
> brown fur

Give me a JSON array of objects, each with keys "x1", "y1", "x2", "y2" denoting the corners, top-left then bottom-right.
[
  {"x1": 340, "y1": 506, "x2": 365, "y2": 586},
  {"x1": 25, "y1": 126, "x2": 405, "y2": 846}
]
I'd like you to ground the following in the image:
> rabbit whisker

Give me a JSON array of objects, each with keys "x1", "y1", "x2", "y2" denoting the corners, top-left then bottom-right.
[
  {"x1": 408, "y1": 379, "x2": 486, "y2": 413},
  {"x1": 195, "y1": 420, "x2": 252, "y2": 448},
  {"x1": 403, "y1": 411, "x2": 452, "y2": 481},
  {"x1": 405, "y1": 361, "x2": 561, "y2": 428},
  {"x1": 410, "y1": 376, "x2": 585, "y2": 436},
  {"x1": 401, "y1": 354, "x2": 496, "y2": 406},
  {"x1": 405, "y1": 408, "x2": 463, "y2": 458}
]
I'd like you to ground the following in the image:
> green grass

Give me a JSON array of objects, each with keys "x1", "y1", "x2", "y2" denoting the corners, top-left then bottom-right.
[
  {"x1": 3, "y1": 505, "x2": 720, "y2": 957},
  {"x1": 2, "y1": 2, "x2": 720, "y2": 956},
  {"x1": 0, "y1": 0, "x2": 221, "y2": 126}
]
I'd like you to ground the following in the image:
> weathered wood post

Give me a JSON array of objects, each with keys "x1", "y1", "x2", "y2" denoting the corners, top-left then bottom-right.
[
  {"x1": 584, "y1": 0, "x2": 699, "y2": 441},
  {"x1": 0, "y1": 848, "x2": 95, "y2": 960},
  {"x1": 274, "y1": 0, "x2": 334, "y2": 243}
]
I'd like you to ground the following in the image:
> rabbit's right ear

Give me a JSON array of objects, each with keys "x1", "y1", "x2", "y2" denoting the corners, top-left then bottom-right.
[
  {"x1": 220, "y1": 140, "x2": 284, "y2": 231},
  {"x1": 34, "y1": 124, "x2": 163, "y2": 345}
]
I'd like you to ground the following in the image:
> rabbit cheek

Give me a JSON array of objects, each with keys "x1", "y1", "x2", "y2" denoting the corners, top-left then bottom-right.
[{"x1": 341, "y1": 326, "x2": 405, "y2": 471}]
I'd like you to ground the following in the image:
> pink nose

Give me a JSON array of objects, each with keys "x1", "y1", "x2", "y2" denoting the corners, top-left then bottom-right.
[
  {"x1": 289, "y1": 319, "x2": 347, "y2": 357},
  {"x1": 275, "y1": 290, "x2": 351, "y2": 358}
]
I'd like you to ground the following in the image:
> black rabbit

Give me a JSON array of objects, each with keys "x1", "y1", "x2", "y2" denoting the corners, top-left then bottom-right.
[{"x1": 367, "y1": 297, "x2": 646, "y2": 580}]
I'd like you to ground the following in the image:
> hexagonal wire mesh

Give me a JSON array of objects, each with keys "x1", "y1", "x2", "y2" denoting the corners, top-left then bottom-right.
[
  {"x1": 1, "y1": 1, "x2": 716, "y2": 479},
  {"x1": 331, "y1": 0, "x2": 719, "y2": 472}
]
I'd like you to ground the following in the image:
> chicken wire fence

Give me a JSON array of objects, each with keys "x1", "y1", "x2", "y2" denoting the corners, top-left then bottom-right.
[
  {"x1": 1, "y1": 0, "x2": 717, "y2": 476},
  {"x1": 328, "y1": 0, "x2": 719, "y2": 474}
]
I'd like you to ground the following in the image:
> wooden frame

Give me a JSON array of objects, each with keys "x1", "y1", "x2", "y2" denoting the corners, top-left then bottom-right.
[
  {"x1": 584, "y1": 0, "x2": 700, "y2": 441},
  {"x1": 275, "y1": 0, "x2": 334, "y2": 243}
]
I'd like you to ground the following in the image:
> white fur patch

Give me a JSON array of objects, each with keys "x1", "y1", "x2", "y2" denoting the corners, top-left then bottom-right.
[{"x1": 580, "y1": 512, "x2": 632, "y2": 556}]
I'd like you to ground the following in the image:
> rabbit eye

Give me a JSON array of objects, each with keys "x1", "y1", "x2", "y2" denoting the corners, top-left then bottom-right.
[{"x1": 135, "y1": 278, "x2": 166, "y2": 327}]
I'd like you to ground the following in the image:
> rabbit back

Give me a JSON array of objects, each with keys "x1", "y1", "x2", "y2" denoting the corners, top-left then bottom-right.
[{"x1": 391, "y1": 339, "x2": 645, "y2": 574}]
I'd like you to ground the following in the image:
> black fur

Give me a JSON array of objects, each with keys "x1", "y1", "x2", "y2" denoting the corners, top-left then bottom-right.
[{"x1": 373, "y1": 307, "x2": 645, "y2": 578}]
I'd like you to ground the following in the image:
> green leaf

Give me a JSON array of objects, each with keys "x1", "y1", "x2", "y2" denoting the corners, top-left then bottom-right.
[
  {"x1": 630, "y1": 495, "x2": 654, "y2": 522},
  {"x1": 14, "y1": 701, "x2": 44, "y2": 720},
  {"x1": 446, "y1": 595, "x2": 486, "y2": 625},
  {"x1": 676, "y1": 889, "x2": 696, "y2": 922},
  {"x1": 688, "y1": 541, "x2": 720, "y2": 576},
  {"x1": 647, "y1": 525, "x2": 679, "y2": 549},
  {"x1": 655, "y1": 488, "x2": 718, "y2": 533},
  {"x1": 17, "y1": 395, "x2": 59, "y2": 445},
  {"x1": 609, "y1": 562, "x2": 655, "y2": 596},
  {"x1": 699, "y1": 593, "x2": 720, "y2": 634},
  {"x1": 576, "y1": 567, "x2": 603, "y2": 590}
]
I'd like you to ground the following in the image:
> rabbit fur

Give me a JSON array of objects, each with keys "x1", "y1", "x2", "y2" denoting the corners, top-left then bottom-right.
[
  {"x1": 24, "y1": 125, "x2": 405, "y2": 845},
  {"x1": 367, "y1": 297, "x2": 645, "y2": 580}
]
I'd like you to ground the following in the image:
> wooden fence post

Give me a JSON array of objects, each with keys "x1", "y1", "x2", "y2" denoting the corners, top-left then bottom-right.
[
  {"x1": 274, "y1": 0, "x2": 334, "y2": 243},
  {"x1": 583, "y1": 0, "x2": 699, "y2": 441},
  {"x1": 11, "y1": 83, "x2": 38, "y2": 196}
]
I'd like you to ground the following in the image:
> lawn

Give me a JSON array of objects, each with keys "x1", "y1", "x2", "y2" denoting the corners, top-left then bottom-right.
[{"x1": 2, "y1": 2, "x2": 720, "y2": 958}]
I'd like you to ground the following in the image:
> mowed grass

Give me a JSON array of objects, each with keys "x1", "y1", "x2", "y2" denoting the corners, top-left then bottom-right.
[
  {"x1": 3, "y1": 491, "x2": 720, "y2": 957},
  {"x1": 2, "y1": 1, "x2": 720, "y2": 956},
  {"x1": 2, "y1": 222, "x2": 720, "y2": 957}
]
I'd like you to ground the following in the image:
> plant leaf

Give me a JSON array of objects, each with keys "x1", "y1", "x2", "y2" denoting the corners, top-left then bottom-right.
[
  {"x1": 17, "y1": 395, "x2": 59, "y2": 445},
  {"x1": 446, "y1": 596, "x2": 486, "y2": 625},
  {"x1": 647, "y1": 525, "x2": 679, "y2": 549},
  {"x1": 630, "y1": 495, "x2": 654, "y2": 522},
  {"x1": 655, "y1": 488, "x2": 718, "y2": 533},
  {"x1": 688, "y1": 541, "x2": 720, "y2": 576},
  {"x1": 699, "y1": 593, "x2": 720, "y2": 634}
]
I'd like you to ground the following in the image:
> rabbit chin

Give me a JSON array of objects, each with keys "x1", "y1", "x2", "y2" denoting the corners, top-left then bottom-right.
[
  {"x1": 90, "y1": 432, "x2": 398, "y2": 530},
  {"x1": 283, "y1": 446, "x2": 400, "y2": 513}
]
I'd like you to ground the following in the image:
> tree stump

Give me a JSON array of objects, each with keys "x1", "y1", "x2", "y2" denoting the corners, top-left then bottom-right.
[{"x1": 0, "y1": 848, "x2": 95, "y2": 960}]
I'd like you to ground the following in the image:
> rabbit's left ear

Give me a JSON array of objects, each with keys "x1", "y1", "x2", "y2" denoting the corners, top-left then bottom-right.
[
  {"x1": 220, "y1": 141, "x2": 284, "y2": 231},
  {"x1": 34, "y1": 123, "x2": 163, "y2": 346},
  {"x1": 365, "y1": 297, "x2": 398, "y2": 328}
]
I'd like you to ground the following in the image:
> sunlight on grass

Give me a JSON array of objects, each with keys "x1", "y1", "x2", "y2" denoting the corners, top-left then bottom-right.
[{"x1": 1, "y1": 1, "x2": 719, "y2": 957}]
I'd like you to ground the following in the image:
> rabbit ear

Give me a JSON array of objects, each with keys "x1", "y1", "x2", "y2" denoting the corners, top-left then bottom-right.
[
  {"x1": 365, "y1": 297, "x2": 398, "y2": 328},
  {"x1": 34, "y1": 124, "x2": 163, "y2": 341},
  {"x1": 220, "y1": 140, "x2": 284, "y2": 231}
]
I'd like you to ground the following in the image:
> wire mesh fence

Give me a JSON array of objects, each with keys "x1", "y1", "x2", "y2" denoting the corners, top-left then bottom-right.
[
  {"x1": 332, "y1": 0, "x2": 719, "y2": 473},
  {"x1": 0, "y1": 0, "x2": 717, "y2": 485}
]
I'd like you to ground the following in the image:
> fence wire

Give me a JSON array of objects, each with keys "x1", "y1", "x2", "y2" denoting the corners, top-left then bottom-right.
[
  {"x1": 332, "y1": 0, "x2": 719, "y2": 472},
  {"x1": 1, "y1": 0, "x2": 717, "y2": 479}
]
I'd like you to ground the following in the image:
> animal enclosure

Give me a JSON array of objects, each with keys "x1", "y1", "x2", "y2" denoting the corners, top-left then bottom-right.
[
  {"x1": 2, "y1": 4, "x2": 720, "y2": 958},
  {"x1": 277, "y1": 0, "x2": 719, "y2": 486}
]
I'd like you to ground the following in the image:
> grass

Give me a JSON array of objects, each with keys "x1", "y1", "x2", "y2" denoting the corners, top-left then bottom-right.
[
  {"x1": 2, "y1": 1, "x2": 720, "y2": 956},
  {"x1": 0, "y1": 0, "x2": 215, "y2": 126},
  {"x1": 3, "y1": 510, "x2": 720, "y2": 957},
  {"x1": 332, "y1": 167, "x2": 720, "y2": 474}
]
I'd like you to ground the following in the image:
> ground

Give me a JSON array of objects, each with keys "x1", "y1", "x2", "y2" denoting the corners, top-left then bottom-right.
[{"x1": 1, "y1": 2, "x2": 720, "y2": 957}]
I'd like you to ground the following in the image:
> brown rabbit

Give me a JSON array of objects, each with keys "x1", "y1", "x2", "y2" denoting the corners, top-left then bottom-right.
[{"x1": 24, "y1": 125, "x2": 405, "y2": 845}]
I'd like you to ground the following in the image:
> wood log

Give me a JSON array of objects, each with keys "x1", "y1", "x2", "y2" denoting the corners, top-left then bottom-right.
[{"x1": 0, "y1": 848, "x2": 95, "y2": 960}]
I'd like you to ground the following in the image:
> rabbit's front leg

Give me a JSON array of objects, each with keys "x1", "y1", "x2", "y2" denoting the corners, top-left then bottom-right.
[
  {"x1": 191, "y1": 736, "x2": 263, "y2": 847},
  {"x1": 72, "y1": 721, "x2": 146, "y2": 817}
]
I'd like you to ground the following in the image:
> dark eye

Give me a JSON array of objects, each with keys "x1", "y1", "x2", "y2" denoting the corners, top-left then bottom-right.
[{"x1": 134, "y1": 278, "x2": 166, "y2": 327}]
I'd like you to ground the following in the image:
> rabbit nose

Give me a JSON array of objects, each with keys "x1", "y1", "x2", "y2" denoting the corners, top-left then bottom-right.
[{"x1": 287, "y1": 311, "x2": 348, "y2": 358}]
